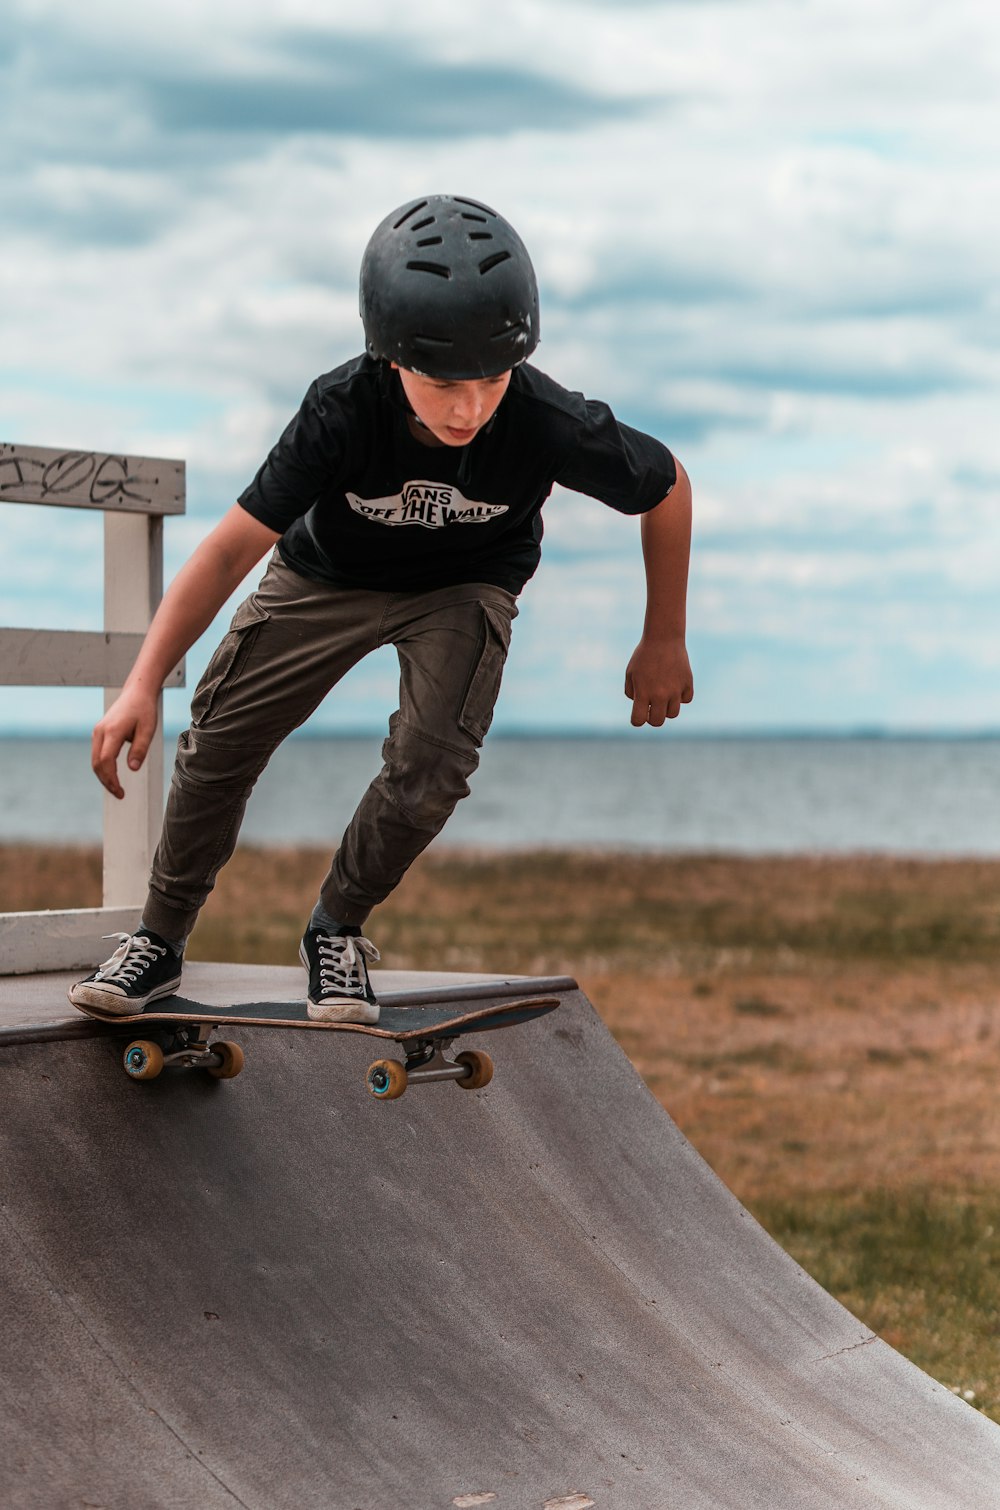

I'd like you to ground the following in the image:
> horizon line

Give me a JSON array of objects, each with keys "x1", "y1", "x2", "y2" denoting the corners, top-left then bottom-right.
[{"x1": 4, "y1": 726, "x2": 1000, "y2": 743}]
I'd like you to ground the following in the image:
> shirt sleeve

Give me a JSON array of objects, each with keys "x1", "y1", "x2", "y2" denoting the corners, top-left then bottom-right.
[
  {"x1": 237, "y1": 381, "x2": 349, "y2": 532},
  {"x1": 555, "y1": 399, "x2": 676, "y2": 515}
]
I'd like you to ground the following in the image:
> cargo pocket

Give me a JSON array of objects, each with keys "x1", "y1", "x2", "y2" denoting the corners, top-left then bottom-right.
[
  {"x1": 458, "y1": 601, "x2": 514, "y2": 744},
  {"x1": 190, "y1": 595, "x2": 271, "y2": 726}
]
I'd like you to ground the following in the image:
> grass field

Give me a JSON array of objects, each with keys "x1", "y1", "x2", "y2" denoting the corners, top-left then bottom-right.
[{"x1": 6, "y1": 842, "x2": 1000, "y2": 1421}]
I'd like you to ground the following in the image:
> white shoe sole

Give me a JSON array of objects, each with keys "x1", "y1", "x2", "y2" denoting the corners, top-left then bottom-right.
[
  {"x1": 306, "y1": 999, "x2": 380, "y2": 1025},
  {"x1": 67, "y1": 978, "x2": 181, "y2": 1016}
]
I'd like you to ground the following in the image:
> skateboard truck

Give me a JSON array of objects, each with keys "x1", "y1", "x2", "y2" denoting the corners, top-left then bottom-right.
[
  {"x1": 366, "y1": 1036, "x2": 494, "y2": 1100},
  {"x1": 123, "y1": 1023, "x2": 245, "y2": 1082}
]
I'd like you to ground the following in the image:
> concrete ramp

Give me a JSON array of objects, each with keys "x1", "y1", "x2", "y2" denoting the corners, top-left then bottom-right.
[{"x1": 1, "y1": 970, "x2": 998, "y2": 1509}]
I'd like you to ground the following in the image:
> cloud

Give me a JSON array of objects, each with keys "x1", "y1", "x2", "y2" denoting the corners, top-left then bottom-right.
[
  {"x1": 4, "y1": 18, "x2": 645, "y2": 159},
  {"x1": 147, "y1": 34, "x2": 646, "y2": 141}
]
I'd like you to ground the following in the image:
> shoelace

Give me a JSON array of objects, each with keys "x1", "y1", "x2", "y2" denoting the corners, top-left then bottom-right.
[
  {"x1": 94, "y1": 932, "x2": 167, "y2": 983},
  {"x1": 315, "y1": 933, "x2": 380, "y2": 996}
]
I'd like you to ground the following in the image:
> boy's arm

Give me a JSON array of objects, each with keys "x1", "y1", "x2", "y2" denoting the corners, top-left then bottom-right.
[
  {"x1": 624, "y1": 459, "x2": 694, "y2": 727},
  {"x1": 93, "y1": 504, "x2": 282, "y2": 798}
]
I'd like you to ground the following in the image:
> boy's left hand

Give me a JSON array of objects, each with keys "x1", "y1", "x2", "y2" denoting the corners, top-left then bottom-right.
[{"x1": 624, "y1": 635, "x2": 694, "y2": 727}]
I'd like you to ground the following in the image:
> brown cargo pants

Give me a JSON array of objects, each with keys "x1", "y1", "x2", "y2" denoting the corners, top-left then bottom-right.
[{"x1": 144, "y1": 552, "x2": 517, "y2": 944}]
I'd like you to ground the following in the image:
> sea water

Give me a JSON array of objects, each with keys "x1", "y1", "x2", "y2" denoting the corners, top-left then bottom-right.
[{"x1": 2, "y1": 734, "x2": 999, "y2": 855}]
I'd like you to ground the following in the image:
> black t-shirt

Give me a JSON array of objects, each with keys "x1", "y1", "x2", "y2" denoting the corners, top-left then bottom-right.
[{"x1": 237, "y1": 355, "x2": 676, "y2": 595}]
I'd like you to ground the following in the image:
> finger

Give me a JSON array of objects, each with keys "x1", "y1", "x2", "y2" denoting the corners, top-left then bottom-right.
[
  {"x1": 630, "y1": 697, "x2": 648, "y2": 727},
  {"x1": 127, "y1": 729, "x2": 151, "y2": 772},
  {"x1": 90, "y1": 722, "x2": 105, "y2": 773},
  {"x1": 624, "y1": 669, "x2": 635, "y2": 699},
  {"x1": 92, "y1": 729, "x2": 125, "y2": 800},
  {"x1": 96, "y1": 758, "x2": 125, "y2": 800}
]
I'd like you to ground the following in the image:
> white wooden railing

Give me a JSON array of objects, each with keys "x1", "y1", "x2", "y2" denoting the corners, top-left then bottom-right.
[{"x1": 0, "y1": 442, "x2": 185, "y2": 973}]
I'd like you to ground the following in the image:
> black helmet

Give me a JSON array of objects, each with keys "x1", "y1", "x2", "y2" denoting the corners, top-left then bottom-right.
[{"x1": 360, "y1": 194, "x2": 539, "y2": 379}]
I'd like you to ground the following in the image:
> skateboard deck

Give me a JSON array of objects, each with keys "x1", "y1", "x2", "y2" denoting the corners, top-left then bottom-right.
[{"x1": 77, "y1": 994, "x2": 561, "y2": 1099}]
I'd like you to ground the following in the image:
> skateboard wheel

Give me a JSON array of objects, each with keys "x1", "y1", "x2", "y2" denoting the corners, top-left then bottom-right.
[
  {"x1": 366, "y1": 1058, "x2": 408, "y2": 1100},
  {"x1": 455, "y1": 1049, "x2": 494, "y2": 1090},
  {"x1": 123, "y1": 1039, "x2": 164, "y2": 1081},
  {"x1": 208, "y1": 1040, "x2": 245, "y2": 1079}
]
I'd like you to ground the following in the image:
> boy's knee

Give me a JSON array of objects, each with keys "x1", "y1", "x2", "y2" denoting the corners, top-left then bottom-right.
[
  {"x1": 171, "y1": 727, "x2": 268, "y2": 790},
  {"x1": 378, "y1": 721, "x2": 479, "y2": 827}
]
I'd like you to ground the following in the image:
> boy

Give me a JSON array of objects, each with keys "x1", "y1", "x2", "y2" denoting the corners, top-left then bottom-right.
[{"x1": 70, "y1": 193, "x2": 693, "y2": 1025}]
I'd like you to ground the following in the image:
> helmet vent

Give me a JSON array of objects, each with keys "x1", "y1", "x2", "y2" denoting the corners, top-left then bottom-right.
[
  {"x1": 479, "y1": 251, "x2": 511, "y2": 275},
  {"x1": 413, "y1": 333, "x2": 454, "y2": 349},
  {"x1": 468, "y1": 232, "x2": 493, "y2": 242},
  {"x1": 393, "y1": 201, "x2": 428, "y2": 229},
  {"x1": 406, "y1": 261, "x2": 452, "y2": 279},
  {"x1": 412, "y1": 216, "x2": 435, "y2": 230}
]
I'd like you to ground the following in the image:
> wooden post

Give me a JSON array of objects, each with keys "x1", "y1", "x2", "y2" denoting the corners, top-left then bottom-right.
[{"x1": 102, "y1": 512, "x2": 164, "y2": 909}]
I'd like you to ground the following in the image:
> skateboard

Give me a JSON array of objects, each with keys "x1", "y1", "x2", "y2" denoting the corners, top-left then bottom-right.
[{"x1": 76, "y1": 994, "x2": 561, "y2": 1100}]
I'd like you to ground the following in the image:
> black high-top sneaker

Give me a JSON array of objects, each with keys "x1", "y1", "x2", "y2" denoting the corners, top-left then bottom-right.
[
  {"x1": 299, "y1": 924, "x2": 380, "y2": 1024},
  {"x1": 68, "y1": 930, "x2": 183, "y2": 1016}
]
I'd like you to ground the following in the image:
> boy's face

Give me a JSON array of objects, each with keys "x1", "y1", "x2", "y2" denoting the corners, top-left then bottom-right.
[{"x1": 393, "y1": 363, "x2": 512, "y2": 447}]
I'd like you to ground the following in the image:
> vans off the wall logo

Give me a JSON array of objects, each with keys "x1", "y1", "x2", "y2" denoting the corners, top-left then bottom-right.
[{"x1": 346, "y1": 481, "x2": 509, "y2": 530}]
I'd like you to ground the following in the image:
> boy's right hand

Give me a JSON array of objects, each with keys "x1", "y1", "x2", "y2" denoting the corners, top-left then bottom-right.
[{"x1": 91, "y1": 688, "x2": 159, "y2": 800}]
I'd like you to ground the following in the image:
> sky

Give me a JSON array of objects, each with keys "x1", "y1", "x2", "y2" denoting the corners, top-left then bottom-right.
[{"x1": 3, "y1": 0, "x2": 999, "y2": 735}]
